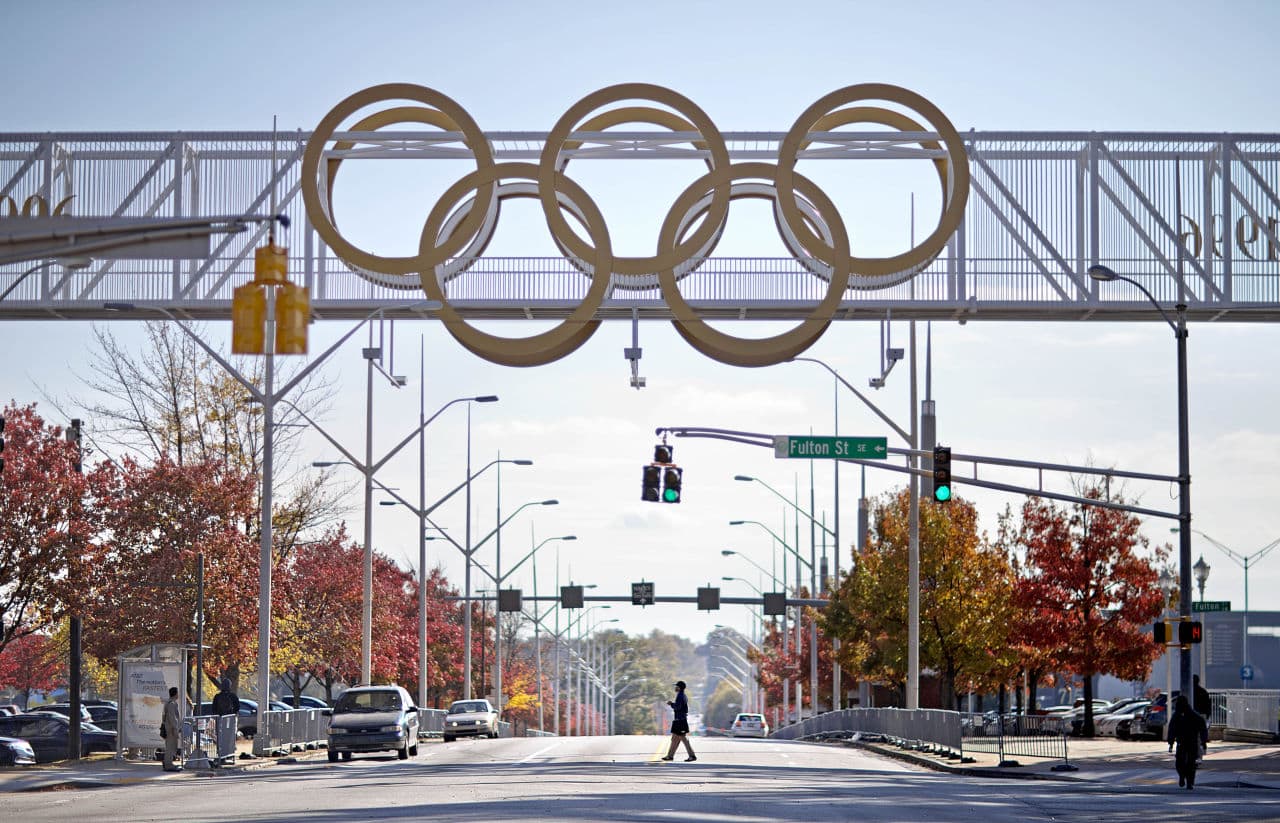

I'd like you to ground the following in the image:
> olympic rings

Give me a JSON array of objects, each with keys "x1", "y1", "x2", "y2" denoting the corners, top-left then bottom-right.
[
  {"x1": 301, "y1": 82, "x2": 970, "y2": 368},
  {"x1": 419, "y1": 162, "x2": 611, "y2": 367}
]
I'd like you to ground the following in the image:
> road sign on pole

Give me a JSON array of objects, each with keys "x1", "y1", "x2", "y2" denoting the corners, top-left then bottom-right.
[
  {"x1": 773, "y1": 435, "x2": 888, "y2": 460},
  {"x1": 1191, "y1": 600, "x2": 1231, "y2": 612},
  {"x1": 631, "y1": 581, "x2": 654, "y2": 606}
]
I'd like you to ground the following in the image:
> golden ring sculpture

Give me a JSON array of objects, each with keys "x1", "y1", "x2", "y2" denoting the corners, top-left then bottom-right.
[{"x1": 301, "y1": 82, "x2": 969, "y2": 367}]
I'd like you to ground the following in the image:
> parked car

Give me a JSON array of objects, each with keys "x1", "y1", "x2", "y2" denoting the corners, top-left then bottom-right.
[
  {"x1": 284, "y1": 695, "x2": 329, "y2": 711},
  {"x1": 1138, "y1": 693, "x2": 1172, "y2": 739},
  {"x1": 1076, "y1": 698, "x2": 1146, "y2": 736},
  {"x1": 0, "y1": 705, "x2": 20, "y2": 717},
  {"x1": 29, "y1": 703, "x2": 93, "y2": 723},
  {"x1": 730, "y1": 712, "x2": 769, "y2": 738},
  {"x1": 1095, "y1": 701, "x2": 1150, "y2": 737},
  {"x1": 443, "y1": 699, "x2": 499, "y2": 742},
  {"x1": 326, "y1": 685, "x2": 419, "y2": 762},
  {"x1": 0, "y1": 735, "x2": 36, "y2": 766},
  {"x1": 86, "y1": 705, "x2": 118, "y2": 732},
  {"x1": 0, "y1": 714, "x2": 115, "y2": 762}
]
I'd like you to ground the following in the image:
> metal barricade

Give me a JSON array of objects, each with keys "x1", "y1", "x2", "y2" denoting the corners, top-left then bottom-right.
[
  {"x1": 771, "y1": 708, "x2": 963, "y2": 759},
  {"x1": 417, "y1": 708, "x2": 446, "y2": 738},
  {"x1": 960, "y1": 712, "x2": 1070, "y2": 767},
  {"x1": 185, "y1": 714, "x2": 237, "y2": 767},
  {"x1": 497, "y1": 720, "x2": 513, "y2": 738},
  {"x1": 525, "y1": 728, "x2": 557, "y2": 737},
  {"x1": 1226, "y1": 693, "x2": 1280, "y2": 741}
]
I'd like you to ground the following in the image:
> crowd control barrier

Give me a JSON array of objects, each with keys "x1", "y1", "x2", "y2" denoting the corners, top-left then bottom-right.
[
  {"x1": 960, "y1": 712, "x2": 1070, "y2": 768},
  {"x1": 185, "y1": 714, "x2": 239, "y2": 767},
  {"x1": 418, "y1": 708, "x2": 446, "y2": 738},
  {"x1": 525, "y1": 728, "x2": 557, "y2": 737},
  {"x1": 258, "y1": 708, "x2": 329, "y2": 755},
  {"x1": 1223, "y1": 690, "x2": 1280, "y2": 742}
]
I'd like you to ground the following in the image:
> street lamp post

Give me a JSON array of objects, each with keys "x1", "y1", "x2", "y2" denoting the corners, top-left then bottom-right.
[
  {"x1": 310, "y1": 393, "x2": 499, "y2": 687},
  {"x1": 1176, "y1": 527, "x2": 1280, "y2": 687},
  {"x1": 1089, "y1": 264, "x2": 1193, "y2": 700},
  {"x1": 1194, "y1": 555, "x2": 1210, "y2": 685},
  {"x1": 722, "y1": 547, "x2": 787, "y2": 721}
]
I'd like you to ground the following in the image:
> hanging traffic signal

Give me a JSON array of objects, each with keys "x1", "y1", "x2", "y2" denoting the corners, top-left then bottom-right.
[
  {"x1": 1179, "y1": 620, "x2": 1203, "y2": 645},
  {"x1": 933, "y1": 446, "x2": 952, "y2": 502},
  {"x1": 662, "y1": 466, "x2": 683, "y2": 503},
  {"x1": 654, "y1": 444, "x2": 673, "y2": 464},
  {"x1": 642, "y1": 465, "x2": 661, "y2": 502},
  {"x1": 232, "y1": 242, "x2": 307, "y2": 355}
]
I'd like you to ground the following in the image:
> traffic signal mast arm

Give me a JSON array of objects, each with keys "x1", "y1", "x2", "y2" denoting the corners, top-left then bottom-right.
[{"x1": 654, "y1": 426, "x2": 1183, "y2": 521}]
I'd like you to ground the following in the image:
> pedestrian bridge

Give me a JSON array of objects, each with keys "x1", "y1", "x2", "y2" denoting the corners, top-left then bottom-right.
[{"x1": 2, "y1": 128, "x2": 1278, "y2": 323}]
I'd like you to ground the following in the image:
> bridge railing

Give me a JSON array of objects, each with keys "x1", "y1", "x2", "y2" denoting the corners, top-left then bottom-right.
[{"x1": 771, "y1": 708, "x2": 963, "y2": 760}]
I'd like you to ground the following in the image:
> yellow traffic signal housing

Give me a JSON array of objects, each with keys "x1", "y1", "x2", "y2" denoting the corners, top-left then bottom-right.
[
  {"x1": 232, "y1": 283, "x2": 266, "y2": 354},
  {"x1": 254, "y1": 243, "x2": 288, "y2": 285},
  {"x1": 275, "y1": 281, "x2": 310, "y2": 355}
]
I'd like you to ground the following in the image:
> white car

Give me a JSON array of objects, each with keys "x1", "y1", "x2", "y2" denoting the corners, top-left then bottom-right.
[
  {"x1": 443, "y1": 699, "x2": 499, "y2": 742},
  {"x1": 1096, "y1": 701, "x2": 1150, "y2": 738},
  {"x1": 730, "y1": 712, "x2": 769, "y2": 738}
]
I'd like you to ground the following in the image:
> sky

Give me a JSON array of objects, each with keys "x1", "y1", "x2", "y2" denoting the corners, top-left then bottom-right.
[{"x1": 2, "y1": 0, "x2": 1279, "y2": 665}]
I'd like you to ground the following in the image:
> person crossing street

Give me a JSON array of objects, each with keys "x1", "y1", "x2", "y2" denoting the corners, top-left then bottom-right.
[{"x1": 661, "y1": 681, "x2": 696, "y2": 762}]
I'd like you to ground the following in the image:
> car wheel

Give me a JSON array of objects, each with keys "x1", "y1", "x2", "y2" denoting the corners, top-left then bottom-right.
[
  {"x1": 341, "y1": 751, "x2": 353, "y2": 761},
  {"x1": 397, "y1": 744, "x2": 409, "y2": 760},
  {"x1": 443, "y1": 735, "x2": 454, "y2": 743},
  {"x1": 328, "y1": 750, "x2": 339, "y2": 763}
]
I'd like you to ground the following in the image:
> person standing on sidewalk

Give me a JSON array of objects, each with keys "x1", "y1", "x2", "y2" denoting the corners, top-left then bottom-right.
[
  {"x1": 212, "y1": 678, "x2": 238, "y2": 718},
  {"x1": 162, "y1": 686, "x2": 184, "y2": 772},
  {"x1": 1168, "y1": 695, "x2": 1207, "y2": 789},
  {"x1": 661, "y1": 681, "x2": 696, "y2": 762}
]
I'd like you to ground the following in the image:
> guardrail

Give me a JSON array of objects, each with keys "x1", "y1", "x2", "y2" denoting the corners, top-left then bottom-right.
[
  {"x1": 771, "y1": 708, "x2": 963, "y2": 760},
  {"x1": 524, "y1": 728, "x2": 557, "y2": 738},
  {"x1": 417, "y1": 708, "x2": 446, "y2": 738}
]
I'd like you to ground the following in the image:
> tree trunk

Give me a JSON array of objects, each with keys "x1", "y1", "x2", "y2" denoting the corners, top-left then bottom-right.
[{"x1": 1081, "y1": 671, "x2": 1095, "y2": 737}]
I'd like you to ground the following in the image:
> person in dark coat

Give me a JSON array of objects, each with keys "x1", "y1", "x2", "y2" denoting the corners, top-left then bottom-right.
[
  {"x1": 661, "y1": 681, "x2": 696, "y2": 762},
  {"x1": 1167, "y1": 694, "x2": 1208, "y2": 789},
  {"x1": 211, "y1": 678, "x2": 238, "y2": 718}
]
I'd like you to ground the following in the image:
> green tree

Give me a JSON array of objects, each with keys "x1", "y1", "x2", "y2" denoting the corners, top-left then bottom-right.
[{"x1": 822, "y1": 488, "x2": 1017, "y2": 709}]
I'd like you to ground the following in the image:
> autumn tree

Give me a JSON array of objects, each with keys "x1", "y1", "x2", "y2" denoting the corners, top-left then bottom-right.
[
  {"x1": 999, "y1": 485, "x2": 1166, "y2": 736},
  {"x1": 822, "y1": 488, "x2": 1017, "y2": 709},
  {"x1": 0, "y1": 403, "x2": 92, "y2": 654},
  {"x1": 81, "y1": 456, "x2": 260, "y2": 677},
  {"x1": 0, "y1": 631, "x2": 64, "y2": 709}
]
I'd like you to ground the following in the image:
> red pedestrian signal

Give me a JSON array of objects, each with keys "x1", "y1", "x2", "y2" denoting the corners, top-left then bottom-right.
[{"x1": 1179, "y1": 621, "x2": 1203, "y2": 644}]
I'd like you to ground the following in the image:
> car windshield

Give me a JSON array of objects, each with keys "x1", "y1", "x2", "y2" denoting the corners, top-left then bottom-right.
[
  {"x1": 449, "y1": 701, "x2": 490, "y2": 715},
  {"x1": 334, "y1": 690, "x2": 401, "y2": 713}
]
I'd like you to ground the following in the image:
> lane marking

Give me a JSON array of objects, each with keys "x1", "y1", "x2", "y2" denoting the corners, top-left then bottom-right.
[{"x1": 517, "y1": 740, "x2": 566, "y2": 763}]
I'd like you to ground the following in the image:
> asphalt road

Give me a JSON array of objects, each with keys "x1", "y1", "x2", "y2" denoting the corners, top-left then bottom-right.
[{"x1": 10, "y1": 735, "x2": 1280, "y2": 822}]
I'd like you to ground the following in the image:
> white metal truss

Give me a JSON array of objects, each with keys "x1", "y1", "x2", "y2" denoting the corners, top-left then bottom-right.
[{"x1": 1, "y1": 130, "x2": 1277, "y2": 322}]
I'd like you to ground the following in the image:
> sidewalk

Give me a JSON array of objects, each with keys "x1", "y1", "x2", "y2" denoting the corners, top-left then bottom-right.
[
  {"x1": 856, "y1": 735, "x2": 1280, "y2": 790},
  {"x1": 0, "y1": 739, "x2": 330, "y2": 793}
]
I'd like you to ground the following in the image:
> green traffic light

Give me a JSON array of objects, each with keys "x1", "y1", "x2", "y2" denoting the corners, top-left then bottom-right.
[
  {"x1": 934, "y1": 485, "x2": 951, "y2": 502},
  {"x1": 663, "y1": 487, "x2": 680, "y2": 503}
]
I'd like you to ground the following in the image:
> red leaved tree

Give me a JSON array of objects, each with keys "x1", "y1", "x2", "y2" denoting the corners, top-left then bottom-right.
[
  {"x1": 0, "y1": 403, "x2": 91, "y2": 654},
  {"x1": 1004, "y1": 485, "x2": 1167, "y2": 736},
  {"x1": 0, "y1": 631, "x2": 64, "y2": 709}
]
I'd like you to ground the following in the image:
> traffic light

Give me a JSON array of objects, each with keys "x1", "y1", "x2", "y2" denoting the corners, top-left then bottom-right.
[
  {"x1": 1153, "y1": 620, "x2": 1171, "y2": 644},
  {"x1": 232, "y1": 242, "x2": 308, "y2": 355},
  {"x1": 1179, "y1": 620, "x2": 1203, "y2": 644},
  {"x1": 654, "y1": 444, "x2": 673, "y2": 464},
  {"x1": 933, "y1": 445, "x2": 952, "y2": 502},
  {"x1": 662, "y1": 466, "x2": 683, "y2": 503},
  {"x1": 642, "y1": 464, "x2": 661, "y2": 502}
]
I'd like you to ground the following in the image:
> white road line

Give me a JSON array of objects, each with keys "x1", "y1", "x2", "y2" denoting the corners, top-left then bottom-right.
[{"x1": 518, "y1": 740, "x2": 566, "y2": 763}]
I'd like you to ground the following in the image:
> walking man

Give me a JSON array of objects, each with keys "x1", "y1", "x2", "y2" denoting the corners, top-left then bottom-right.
[
  {"x1": 661, "y1": 680, "x2": 696, "y2": 762},
  {"x1": 162, "y1": 686, "x2": 184, "y2": 772},
  {"x1": 1168, "y1": 694, "x2": 1207, "y2": 789}
]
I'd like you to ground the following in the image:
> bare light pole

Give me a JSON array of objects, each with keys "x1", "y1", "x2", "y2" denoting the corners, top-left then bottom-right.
[{"x1": 1089, "y1": 263, "x2": 1192, "y2": 699}]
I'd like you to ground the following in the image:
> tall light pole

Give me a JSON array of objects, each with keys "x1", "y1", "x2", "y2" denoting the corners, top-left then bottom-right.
[
  {"x1": 1089, "y1": 263, "x2": 1192, "y2": 699},
  {"x1": 722, "y1": 546, "x2": 788, "y2": 722},
  {"x1": 1193, "y1": 554, "x2": 1210, "y2": 686},
  {"x1": 312, "y1": 393, "x2": 498, "y2": 686}
]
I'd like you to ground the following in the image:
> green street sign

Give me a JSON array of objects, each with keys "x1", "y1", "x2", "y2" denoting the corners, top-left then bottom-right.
[
  {"x1": 1192, "y1": 600, "x2": 1231, "y2": 612},
  {"x1": 774, "y1": 435, "x2": 888, "y2": 460}
]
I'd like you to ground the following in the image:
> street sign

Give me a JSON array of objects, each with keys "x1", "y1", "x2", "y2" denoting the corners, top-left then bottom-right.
[
  {"x1": 1192, "y1": 600, "x2": 1231, "y2": 612},
  {"x1": 631, "y1": 581, "x2": 654, "y2": 606},
  {"x1": 774, "y1": 435, "x2": 888, "y2": 460},
  {"x1": 1242, "y1": 664, "x2": 1255, "y2": 681}
]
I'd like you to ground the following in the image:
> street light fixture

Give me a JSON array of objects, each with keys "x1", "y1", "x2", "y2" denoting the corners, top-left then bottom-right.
[{"x1": 1089, "y1": 262, "x2": 1193, "y2": 701}]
